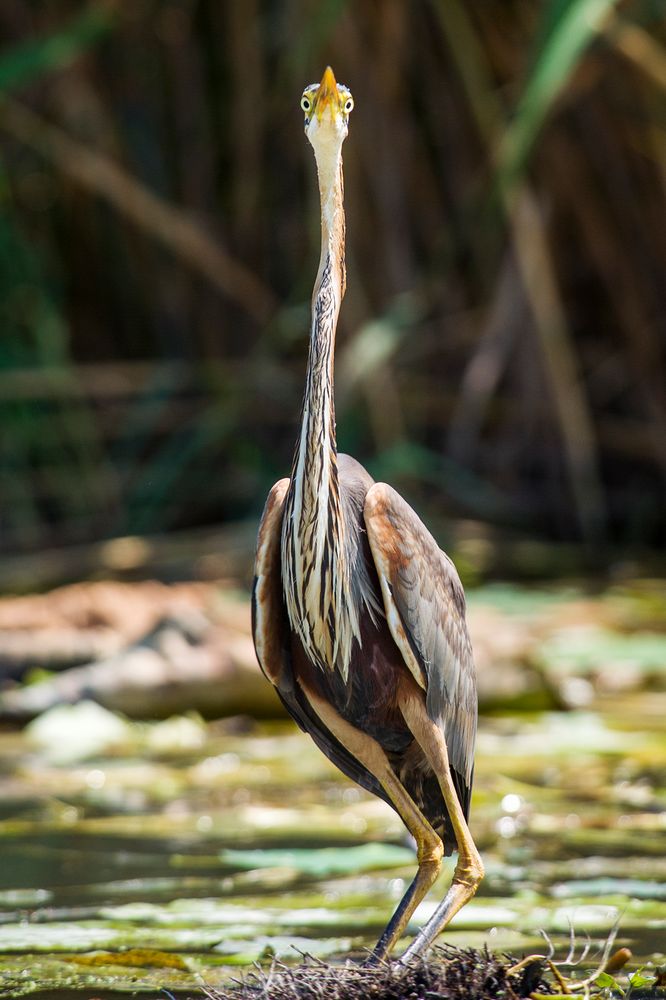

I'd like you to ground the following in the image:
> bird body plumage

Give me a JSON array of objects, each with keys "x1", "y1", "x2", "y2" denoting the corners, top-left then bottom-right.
[
  {"x1": 252, "y1": 67, "x2": 483, "y2": 959},
  {"x1": 255, "y1": 452, "x2": 474, "y2": 854}
]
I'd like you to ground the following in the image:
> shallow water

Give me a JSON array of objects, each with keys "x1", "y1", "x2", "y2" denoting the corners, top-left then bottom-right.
[{"x1": 0, "y1": 685, "x2": 664, "y2": 996}]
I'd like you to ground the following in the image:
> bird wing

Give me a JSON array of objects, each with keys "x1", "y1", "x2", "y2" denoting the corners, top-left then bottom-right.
[
  {"x1": 251, "y1": 478, "x2": 393, "y2": 809},
  {"x1": 364, "y1": 483, "x2": 477, "y2": 792},
  {"x1": 252, "y1": 478, "x2": 291, "y2": 688}
]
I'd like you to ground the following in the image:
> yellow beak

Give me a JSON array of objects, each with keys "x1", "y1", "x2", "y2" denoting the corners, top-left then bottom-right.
[{"x1": 313, "y1": 66, "x2": 339, "y2": 119}]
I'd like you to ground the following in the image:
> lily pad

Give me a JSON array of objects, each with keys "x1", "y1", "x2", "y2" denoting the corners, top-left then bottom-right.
[
  {"x1": 212, "y1": 934, "x2": 353, "y2": 962},
  {"x1": 552, "y1": 878, "x2": 666, "y2": 901},
  {"x1": 537, "y1": 626, "x2": 666, "y2": 676},
  {"x1": 219, "y1": 843, "x2": 415, "y2": 878}
]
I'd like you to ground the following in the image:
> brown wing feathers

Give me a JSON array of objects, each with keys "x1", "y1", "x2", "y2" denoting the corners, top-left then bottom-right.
[
  {"x1": 364, "y1": 483, "x2": 477, "y2": 803},
  {"x1": 252, "y1": 474, "x2": 477, "y2": 836}
]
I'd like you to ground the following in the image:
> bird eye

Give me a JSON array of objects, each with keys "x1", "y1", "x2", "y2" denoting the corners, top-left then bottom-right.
[
  {"x1": 344, "y1": 96, "x2": 354, "y2": 113},
  {"x1": 301, "y1": 95, "x2": 311, "y2": 112}
]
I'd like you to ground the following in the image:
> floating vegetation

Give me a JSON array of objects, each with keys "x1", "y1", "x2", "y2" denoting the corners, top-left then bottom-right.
[
  {"x1": 0, "y1": 584, "x2": 664, "y2": 995},
  {"x1": 0, "y1": 686, "x2": 664, "y2": 995}
]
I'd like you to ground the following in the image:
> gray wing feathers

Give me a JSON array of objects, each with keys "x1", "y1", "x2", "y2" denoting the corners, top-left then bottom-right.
[{"x1": 364, "y1": 483, "x2": 477, "y2": 785}]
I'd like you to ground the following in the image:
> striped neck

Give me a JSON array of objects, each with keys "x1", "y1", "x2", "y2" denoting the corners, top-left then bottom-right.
[
  {"x1": 299, "y1": 150, "x2": 346, "y2": 480},
  {"x1": 282, "y1": 140, "x2": 359, "y2": 679}
]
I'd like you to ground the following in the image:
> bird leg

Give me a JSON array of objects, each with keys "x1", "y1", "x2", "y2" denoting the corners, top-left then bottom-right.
[
  {"x1": 397, "y1": 683, "x2": 484, "y2": 961},
  {"x1": 301, "y1": 684, "x2": 444, "y2": 962}
]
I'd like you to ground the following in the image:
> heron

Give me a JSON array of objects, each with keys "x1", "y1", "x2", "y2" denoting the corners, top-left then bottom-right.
[{"x1": 252, "y1": 66, "x2": 483, "y2": 961}]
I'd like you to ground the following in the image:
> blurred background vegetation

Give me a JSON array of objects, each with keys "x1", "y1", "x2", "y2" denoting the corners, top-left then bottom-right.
[{"x1": 1, "y1": 0, "x2": 664, "y2": 582}]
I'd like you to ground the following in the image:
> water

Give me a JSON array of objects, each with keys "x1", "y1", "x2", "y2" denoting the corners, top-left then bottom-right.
[{"x1": 0, "y1": 690, "x2": 664, "y2": 995}]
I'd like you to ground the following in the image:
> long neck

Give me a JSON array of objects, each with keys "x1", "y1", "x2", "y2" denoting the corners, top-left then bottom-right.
[
  {"x1": 291, "y1": 141, "x2": 346, "y2": 518},
  {"x1": 282, "y1": 138, "x2": 355, "y2": 676}
]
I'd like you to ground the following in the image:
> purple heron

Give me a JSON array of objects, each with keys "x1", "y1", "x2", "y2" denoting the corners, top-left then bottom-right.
[{"x1": 252, "y1": 66, "x2": 483, "y2": 961}]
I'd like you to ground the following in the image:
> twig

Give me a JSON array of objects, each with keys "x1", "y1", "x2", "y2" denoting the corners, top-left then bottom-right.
[
  {"x1": 522, "y1": 921, "x2": 626, "y2": 998},
  {"x1": 566, "y1": 921, "x2": 621, "y2": 993}
]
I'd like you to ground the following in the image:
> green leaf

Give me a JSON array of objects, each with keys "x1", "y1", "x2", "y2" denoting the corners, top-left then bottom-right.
[
  {"x1": 498, "y1": 0, "x2": 622, "y2": 194},
  {"x1": 628, "y1": 970, "x2": 656, "y2": 988},
  {"x1": 596, "y1": 971, "x2": 624, "y2": 993}
]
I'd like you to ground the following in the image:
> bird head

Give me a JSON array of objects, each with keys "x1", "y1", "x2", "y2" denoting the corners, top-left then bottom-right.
[{"x1": 301, "y1": 66, "x2": 354, "y2": 152}]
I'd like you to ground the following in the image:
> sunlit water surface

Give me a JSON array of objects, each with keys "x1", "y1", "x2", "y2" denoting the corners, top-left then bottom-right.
[{"x1": 0, "y1": 691, "x2": 664, "y2": 995}]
